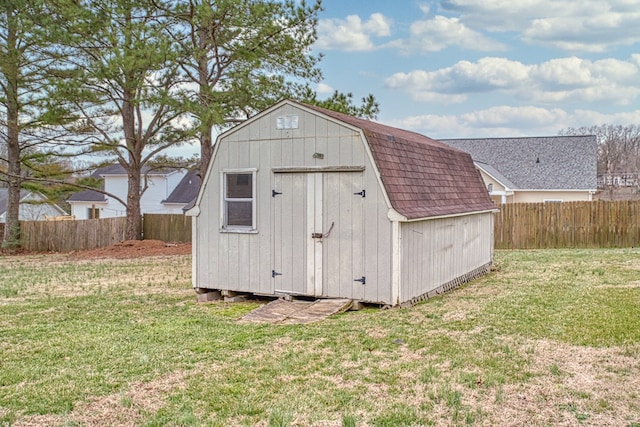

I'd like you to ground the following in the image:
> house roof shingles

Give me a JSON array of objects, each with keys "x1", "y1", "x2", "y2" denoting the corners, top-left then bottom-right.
[
  {"x1": 440, "y1": 136, "x2": 597, "y2": 190},
  {"x1": 303, "y1": 103, "x2": 496, "y2": 219},
  {"x1": 94, "y1": 164, "x2": 180, "y2": 176},
  {"x1": 163, "y1": 169, "x2": 201, "y2": 204},
  {"x1": 67, "y1": 189, "x2": 105, "y2": 202},
  {"x1": 0, "y1": 189, "x2": 29, "y2": 214}
]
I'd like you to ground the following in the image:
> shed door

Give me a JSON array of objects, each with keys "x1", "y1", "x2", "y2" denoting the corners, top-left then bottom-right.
[{"x1": 272, "y1": 172, "x2": 365, "y2": 299}]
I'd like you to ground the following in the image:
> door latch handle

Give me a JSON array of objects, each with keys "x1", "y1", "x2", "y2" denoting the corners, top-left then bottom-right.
[{"x1": 312, "y1": 222, "x2": 334, "y2": 239}]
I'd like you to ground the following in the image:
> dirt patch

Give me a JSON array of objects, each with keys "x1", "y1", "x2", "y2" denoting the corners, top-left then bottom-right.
[
  {"x1": 69, "y1": 240, "x2": 191, "y2": 259},
  {"x1": 1, "y1": 240, "x2": 191, "y2": 259}
]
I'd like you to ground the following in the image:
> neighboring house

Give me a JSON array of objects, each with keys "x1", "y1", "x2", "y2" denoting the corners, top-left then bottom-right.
[
  {"x1": 441, "y1": 136, "x2": 598, "y2": 204},
  {"x1": 0, "y1": 189, "x2": 67, "y2": 222},
  {"x1": 68, "y1": 165, "x2": 190, "y2": 219},
  {"x1": 187, "y1": 100, "x2": 497, "y2": 307}
]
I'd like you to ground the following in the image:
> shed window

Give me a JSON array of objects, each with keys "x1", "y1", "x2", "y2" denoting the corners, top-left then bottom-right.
[{"x1": 222, "y1": 171, "x2": 256, "y2": 230}]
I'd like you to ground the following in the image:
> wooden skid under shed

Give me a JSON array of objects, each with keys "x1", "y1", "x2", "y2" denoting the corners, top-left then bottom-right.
[{"x1": 240, "y1": 298, "x2": 352, "y2": 324}]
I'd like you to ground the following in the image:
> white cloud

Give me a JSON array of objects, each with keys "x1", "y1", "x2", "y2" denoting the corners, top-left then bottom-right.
[
  {"x1": 316, "y1": 82, "x2": 334, "y2": 94},
  {"x1": 441, "y1": 0, "x2": 640, "y2": 52},
  {"x1": 384, "y1": 7, "x2": 507, "y2": 54},
  {"x1": 460, "y1": 105, "x2": 567, "y2": 127},
  {"x1": 316, "y1": 6, "x2": 506, "y2": 54},
  {"x1": 363, "y1": 13, "x2": 391, "y2": 36},
  {"x1": 403, "y1": 15, "x2": 506, "y2": 53},
  {"x1": 387, "y1": 106, "x2": 640, "y2": 138},
  {"x1": 523, "y1": 11, "x2": 640, "y2": 52},
  {"x1": 385, "y1": 56, "x2": 640, "y2": 105},
  {"x1": 316, "y1": 13, "x2": 392, "y2": 51}
]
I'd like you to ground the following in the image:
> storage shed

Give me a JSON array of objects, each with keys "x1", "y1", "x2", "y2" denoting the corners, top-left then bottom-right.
[{"x1": 187, "y1": 100, "x2": 497, "y2": 306}]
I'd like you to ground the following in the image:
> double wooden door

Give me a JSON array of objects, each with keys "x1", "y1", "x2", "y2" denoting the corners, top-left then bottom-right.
[{"x1": 272, "y1": 172, "x2": 365, "y2": 299}]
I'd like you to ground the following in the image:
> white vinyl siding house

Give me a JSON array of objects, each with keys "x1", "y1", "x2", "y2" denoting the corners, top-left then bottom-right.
[
  {"x1": 68, "y1": 166, "x2": 190, "y2": 219},
  {"x1": 0, "y1": 190, "x2": 67, "y2": 222}
]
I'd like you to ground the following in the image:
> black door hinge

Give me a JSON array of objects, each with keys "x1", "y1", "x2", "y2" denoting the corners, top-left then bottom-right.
[
  {"x1": 354, "y1": 276, "x2": 366, "y2": 285},
  {"x1": 272, "y1": 270, "x2": 282, "y2": 278},
  {"x1": 272, "y1": 190, "x2": 282, "y2": 197},
  {"x1": 354, "y1": 189, "x2": 366, "y2": 198}
]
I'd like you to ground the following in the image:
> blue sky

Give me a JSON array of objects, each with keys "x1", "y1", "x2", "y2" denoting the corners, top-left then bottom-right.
[{"x1": 312, "y1": 0, "x2": 640, "y2": 138}]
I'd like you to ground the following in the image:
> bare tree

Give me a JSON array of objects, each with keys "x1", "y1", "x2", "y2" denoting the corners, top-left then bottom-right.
[{"x1": 559, "y1": 124, "x2": 640, "y2": 186}]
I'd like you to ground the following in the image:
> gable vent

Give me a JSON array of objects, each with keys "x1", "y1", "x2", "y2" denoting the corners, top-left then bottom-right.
[{"x1": 276, "y1": 115, "x2": 299, "y2": 129}]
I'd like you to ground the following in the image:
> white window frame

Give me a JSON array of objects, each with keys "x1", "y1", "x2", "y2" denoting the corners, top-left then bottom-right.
[{"x1": 220, "y1": 168, "x2": 257, "y2": 233}]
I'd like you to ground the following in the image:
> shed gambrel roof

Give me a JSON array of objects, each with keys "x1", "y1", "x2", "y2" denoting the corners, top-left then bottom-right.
[
  {"x1": 440, "y1": 136, "x2": 597, "y2": 190},
  {"x1": 302, "y1": 103, "x2": 495, "y2": 219}
]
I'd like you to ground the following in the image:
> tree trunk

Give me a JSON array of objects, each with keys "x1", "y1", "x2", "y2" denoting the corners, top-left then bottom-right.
[
  {"x1": 122, "y1": 56, "x2": 142, "y2": 240},
  {"x1": 125, "y1": 165, "x2": 142, "y2": 240},
  {"x1": 197, "y1": 23, "x2": 213, "y2": 179},
  {"x1": 3, "y1": 4, "x2": 21, "y2": 247},
  {"x1": 200, "y1": 127, "x2": 213, "y2": 179},
  {"x1": 4, "y1": 120, "x2": 21, "y2": 246},
  {"x1": 121, "y1": 6, "x2": 143, "y2": 242}
]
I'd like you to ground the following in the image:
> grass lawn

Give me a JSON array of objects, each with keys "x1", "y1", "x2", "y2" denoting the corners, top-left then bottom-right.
[{"x1": 1, "y1": 249, "x2": 639, "y2": 426}]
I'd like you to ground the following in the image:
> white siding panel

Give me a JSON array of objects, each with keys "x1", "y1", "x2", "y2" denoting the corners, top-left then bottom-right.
[
  {"x1": 362, "y1": 164, "x2": 393, "y2": 304},
  {"x1": 257, "y1": 140, "x2": 273, "y2": 294},
  {"x1": 273, "y1": 173, "x2": 308, "y2": 294},
  {"x1": 302, "y1": 111, "x2": 317, "y2": 138},
  {"x1": 323, "y1": 172, "x2": 365, "y2": 299},
  {"x1": 399, "y1": 213, "x2": 493, "y2": 302}
]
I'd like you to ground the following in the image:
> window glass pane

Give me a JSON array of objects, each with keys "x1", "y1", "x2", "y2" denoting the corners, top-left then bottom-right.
[
  {"x1": 226, "y1": 174, "x2": 252, "y2": 198},
  {"x1": 226, "y1": 201, "x2": 252, "y2": 226}
]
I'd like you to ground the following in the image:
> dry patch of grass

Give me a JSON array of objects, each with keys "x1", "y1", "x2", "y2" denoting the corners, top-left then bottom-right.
[
  {"x1": 468, "y1": 339, "x2": 640, "y2": 426},
  {"x1": 13, "y1": 371, "x2": 187, "y2": 427},
  {"x1": 0, "y1": 254, "x2": 191, "y2": 302}
]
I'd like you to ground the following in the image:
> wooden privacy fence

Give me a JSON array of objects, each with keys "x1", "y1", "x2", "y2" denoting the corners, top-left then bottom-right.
[
  {"x1": 18, "y1": 214, "x2": 192, "y2": 252},
  {"x1": 494, "y1": 200, "x2": 640, "y2": 249},
  {"x1": 21, "y1": 217, "x2": 127, "y2": 252},
  {"x1": 143, "y1": 214, "x2": 192, "y2": 243},
  {"x1": 9, "y1": 202, "x2": 640, "y2": 252}
]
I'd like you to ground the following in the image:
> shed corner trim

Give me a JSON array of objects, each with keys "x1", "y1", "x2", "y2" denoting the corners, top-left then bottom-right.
[
  {"x1": 387, "y1": 209, "x2": 407, "y2": 222},
  {"x1": 185, "y1": 206, "x2": 200, "y2": 217}
]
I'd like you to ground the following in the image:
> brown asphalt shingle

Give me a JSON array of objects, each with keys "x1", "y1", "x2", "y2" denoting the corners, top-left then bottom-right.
[{"x1": 303, "y1": 103, "x2": 496, "y2": 219}]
